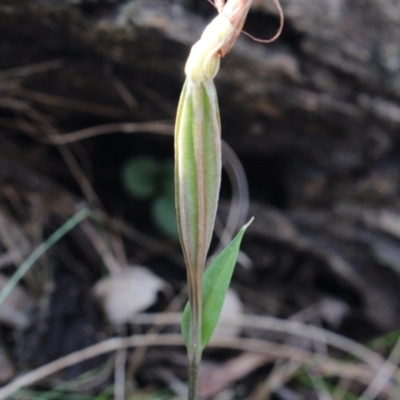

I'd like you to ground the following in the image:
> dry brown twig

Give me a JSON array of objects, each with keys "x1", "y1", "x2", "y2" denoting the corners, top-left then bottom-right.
[
  {"x1": 248, "y1": 360, "x2": 301, "y2": 400},
  {"x1": 0, "y1": 330, "x2": 395, "y2": 400},
  {"x1": 248, "y1": 306, "x2": 326, "y2": 400},
  {"x1": 1, "y1": 311, "x2": 397, "y2": 399},
  {"x1": 126, "y1": 289, "x2": 188, "y2": 380},
  {"x1": 0, "y1": 60, "x2": 63, "y2": 80},
  {"x1": 130, "y1": 313, "x2": 389, "y2": 370},
  {"x1": 199, "y1": 353, "x2": 274, "y2": 398},
  {"x1": 13, "y1": 88, "x2": 129, "y2": 118},
  {"x1": 44, "y1": 121, "x2": 174, "y2": 144},
  {"x1": 361, "y1": 335, "x2": 400, "y2": 400}
]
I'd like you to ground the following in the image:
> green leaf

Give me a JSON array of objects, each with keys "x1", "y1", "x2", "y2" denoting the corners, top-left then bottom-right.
[
  {"x1": 160, "y1": 160, "x2": 175, "y2": 198},
  {"x1": 181, "y1": 218, "x2": 253, "y2": 349},
  {"x1": 151, "y1": 193, "x2": 179, "y2": 240},
  {"x1": 120, "y1": 156, "x2": 161, "y2": 199}
]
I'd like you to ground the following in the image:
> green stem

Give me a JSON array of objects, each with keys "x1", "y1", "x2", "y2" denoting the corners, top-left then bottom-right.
[
  {"x1": 187, "y1": 272, "x2": 203, "y2": 400},
  {"x1": 188, "y1": 357, "x2": 200, "y2": 400}
]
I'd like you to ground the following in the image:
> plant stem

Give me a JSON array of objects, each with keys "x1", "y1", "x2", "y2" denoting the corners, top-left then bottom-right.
[
  {"x1": 188, "y1": 273, "x2": 203, "y2": 400},
  {"x1": 188, "y1": 358, "x2": 200, "y2": 400}
]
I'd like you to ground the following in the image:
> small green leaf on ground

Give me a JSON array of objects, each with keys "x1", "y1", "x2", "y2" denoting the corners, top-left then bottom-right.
[
  {"x1": 151, "y1": 194, "x2": 179, "y2": 240},
  {"x1": 121, "y1": 156, "x2": 161, "y2": 199},
  {"x1": 160, "y1": 160, "x2": 175, "y2": 198}
]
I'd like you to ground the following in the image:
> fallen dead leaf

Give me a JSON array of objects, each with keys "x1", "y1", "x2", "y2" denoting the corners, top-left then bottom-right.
[{"x1": 93, "y1": 266, "x2": 165, "y2": 324}]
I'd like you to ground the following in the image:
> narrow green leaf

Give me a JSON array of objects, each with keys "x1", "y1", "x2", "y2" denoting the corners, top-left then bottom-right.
[
  {"x1": 181, "y1": 218, "x2": 253, "y2": 349},
  {"x1": 0, "y1": 208, "x2": 91, "y2": 308}
]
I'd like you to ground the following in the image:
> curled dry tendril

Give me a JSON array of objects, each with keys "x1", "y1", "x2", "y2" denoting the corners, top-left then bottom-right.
[{"x1": 207, "y1": 0, "x2": 284, "y2": 46}]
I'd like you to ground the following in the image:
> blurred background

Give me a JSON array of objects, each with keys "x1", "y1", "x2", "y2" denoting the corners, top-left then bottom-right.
[{"x1": 1, "y1": 0, "x2": 400, "y2": 399}]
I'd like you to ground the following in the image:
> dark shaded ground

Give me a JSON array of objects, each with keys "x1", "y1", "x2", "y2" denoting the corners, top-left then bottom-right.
[{"x1": 1, "y1": 0, "x2": 400, "y2": 399}]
